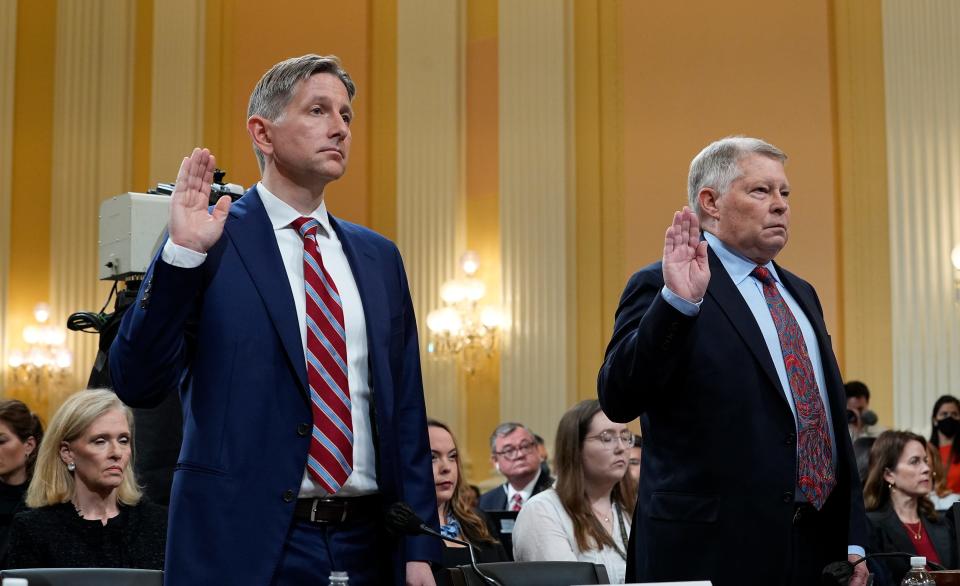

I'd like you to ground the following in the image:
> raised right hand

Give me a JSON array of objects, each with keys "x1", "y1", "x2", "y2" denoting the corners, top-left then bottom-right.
[
  {"x1": 168, "y1": 147, "x2": 232, "y2": 253},
  {"x1": 662, "y1": 206, "x2": 710, "y2": 302}
]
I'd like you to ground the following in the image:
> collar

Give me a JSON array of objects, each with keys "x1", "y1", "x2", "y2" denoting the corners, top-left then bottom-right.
[
  {"x1": 507, "y1": 467, "x2": 542, "y2": 498},
  {"x1": 256, "y1": 182, "x2": 336, "y2": 239},
  {"x1": 703, "y1": 231, "x2": 781, "y2": 287}
]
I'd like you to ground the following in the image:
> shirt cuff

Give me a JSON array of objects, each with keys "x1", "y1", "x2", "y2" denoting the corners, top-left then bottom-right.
[
  {"x1": 660, "y1": 286, "x2": 702, "y2": 316},
  {"x1": 161, "y1": 239, "x2": 207, "y2": 268},
  {"x1": 847, "y1": 545, "x2": 865, "y2": 558}
]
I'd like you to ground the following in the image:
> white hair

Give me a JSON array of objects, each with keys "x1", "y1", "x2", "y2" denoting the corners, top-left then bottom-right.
[{"x1": 687, "y1": 136, "x2": 787, "y2": 217}]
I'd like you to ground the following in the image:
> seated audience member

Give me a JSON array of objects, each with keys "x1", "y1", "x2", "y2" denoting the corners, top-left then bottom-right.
[
  {"x1": 534, "y1": 433, "x2": 552, "y2": 479},
  {"x1": 428, "y1": 420, "x2": 507, "y2": 577},
  {"x1": 925, "y1": 441, "x2": 960, "y2": 511},
  {"x1": 627, "y1": 434, "x2": 642, "y2": 490},
  {"x1": 929, "y1": 395, "x2": 960, "y2": 493},
  {"x1": 0, "y1": 400, "x2": 42, "y2": 554},
  {"x1": 4, "y1": 389, "x2": 166, "y2": 569},
  {"x1": 854, "y1": 436, "x2": 877, "y2": 487},
  {"x1": 464, "y1": 484, "x2": 481, "y2": 511},
  {"x1": 479, "y1": 422, "x2": 553, "y2": 512},
  {"x1": 864, "y1": 430, "x2": 956, "y2": 583},
  {"x1": 512, "y1": 400, "x2": 635, "y2": 584},
  {"x1": 846, "y1": 380, "x2": 878, "y2": 440}
]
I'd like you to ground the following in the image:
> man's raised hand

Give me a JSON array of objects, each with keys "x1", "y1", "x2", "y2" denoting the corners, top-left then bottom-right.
[
  {"x1": 168, "y1": 147, "x2": 232, "y2": 253},
  {"x1": 662, "y1": 206, "x2": 710, "y2": 302}
]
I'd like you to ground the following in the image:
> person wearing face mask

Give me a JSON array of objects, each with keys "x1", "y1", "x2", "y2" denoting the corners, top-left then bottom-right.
[
  {"x1": 3, "y1": 390, "x2": 166, "y2": 569},
  {"x1": 929, "y1": 395, "x2": 960, "y2": 493},
  {"x1": 863, "y1": 430, "x2": 957, "y2": 583}
]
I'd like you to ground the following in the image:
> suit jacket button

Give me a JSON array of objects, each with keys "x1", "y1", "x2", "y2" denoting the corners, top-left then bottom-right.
[
  {"x1": 297, "y1": 423, "x2": 310, "y2": 437},
  {"x1": 283, "y1": 490, "x2": 295, "y2": 503},
  {"x1": 785, "y1": 433, "x2": 796, "y2": 446},
  {"x1": 782, "y1": 491, "x2": 794, "y2": 503}
]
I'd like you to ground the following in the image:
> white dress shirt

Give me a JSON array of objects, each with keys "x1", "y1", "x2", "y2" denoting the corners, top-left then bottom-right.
[
  {"x1": 505, "y1": 468, "x2": 542, "y2": 509},
  {"x1": 513, "y1": 489, "x2": 629, "y2": 584},
  {"x1": 161, "y1": 182, "x2": 377, "y2": 497}
]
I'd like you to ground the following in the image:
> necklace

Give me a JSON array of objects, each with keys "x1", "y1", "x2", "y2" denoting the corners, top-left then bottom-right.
[
  {"x1": 903, "y1": 520, "x2": 923, "y2": 541},
  {"x1": 591, "y1": 505, "x2": 612, "y2": 524}
]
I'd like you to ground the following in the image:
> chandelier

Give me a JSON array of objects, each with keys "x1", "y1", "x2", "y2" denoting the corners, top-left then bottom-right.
[
  {"x1": 426, "y1": 251, "x2": 506, "y2": 374},
  {"x1": 6, "y1": 303, "x2": 73, "y2": 396}
]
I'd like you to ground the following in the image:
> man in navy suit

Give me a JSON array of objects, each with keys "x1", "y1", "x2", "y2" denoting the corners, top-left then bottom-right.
[
  {"x1": 598, "y1": 137, "x2": 868, "y2": 586},
  {"x1": 110, "y1": 55, "x2": 439, "y2": 585}
]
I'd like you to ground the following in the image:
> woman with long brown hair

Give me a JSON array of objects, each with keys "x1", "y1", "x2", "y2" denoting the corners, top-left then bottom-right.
[
  {"x1": 428, "y1": 419, "x2": 507, "y2": 575},
  {"x1": 512, "y1": 400, "x2": 636, "y2": 583},
  {"x1": 0, "y1": 400, "x2": 43, "y2": 554},
  {"x1": 864, "y1": 430, "x2": 957, "y2": 583}
]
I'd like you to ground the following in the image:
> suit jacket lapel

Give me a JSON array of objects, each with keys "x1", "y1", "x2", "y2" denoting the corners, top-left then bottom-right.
[
  {"x1": 877, "y1": 506, "x2": 917, "y2": 554},
  {"x1": 223, "y1": 187, "x2": 308, "y2": 394},
  {"x1": 704, "y1": 248, "x2": 784, "y2": 395},
  {"x1": 927, "y1": 517, "x2": 953, "y2": 565},
  {"x1": 328, "y1": 215, "x2": 390, "y2": 349}
]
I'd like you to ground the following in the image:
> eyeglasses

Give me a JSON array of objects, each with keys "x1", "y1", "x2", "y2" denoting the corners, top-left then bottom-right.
[
  {"x1": 494, "y1": 441, "x2": 536, "y2": 460},
  {"x1": 585, "y1": 430, "x2": 635, "y2": 449}
]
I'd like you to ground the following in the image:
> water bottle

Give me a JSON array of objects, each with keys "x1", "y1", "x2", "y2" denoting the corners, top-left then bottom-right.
[
  {"x1": 328, "y1": 570, "x2": 349, "y2": 586},
  {"x1": 901, "y1": 556, "x2": 935, "y2": 586}
]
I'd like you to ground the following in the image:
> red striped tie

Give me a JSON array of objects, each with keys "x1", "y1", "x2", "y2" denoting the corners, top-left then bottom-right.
[
  {"x1": 291, "y1": 217, "x2": 353, "y2": 494},
  {"x1": 752, "y1": 266, "x2": 834, "y2": 509}
]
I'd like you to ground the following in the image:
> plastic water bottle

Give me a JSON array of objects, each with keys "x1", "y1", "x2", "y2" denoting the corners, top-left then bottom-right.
[
  {"x1": 901, "y1": 556, "x2": 935, "y2": 585},
  {"x1": 328, "y1": 570, "x2": 349, "y2": 586}
]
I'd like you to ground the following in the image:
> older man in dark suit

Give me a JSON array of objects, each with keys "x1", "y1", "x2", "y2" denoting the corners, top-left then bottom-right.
[{"x1": 598, "y1": 137, "x2": 868, "y2": 586}]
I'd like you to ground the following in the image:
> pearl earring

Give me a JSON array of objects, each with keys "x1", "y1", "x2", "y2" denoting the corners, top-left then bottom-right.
[{"x1": 67, "y1": 462, "x2": 75, "y2": 472}]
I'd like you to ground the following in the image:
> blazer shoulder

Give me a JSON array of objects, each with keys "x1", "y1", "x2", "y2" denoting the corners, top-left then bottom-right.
[{"x1": 330, "y1": 215, "x2": 397, "y2": 251}]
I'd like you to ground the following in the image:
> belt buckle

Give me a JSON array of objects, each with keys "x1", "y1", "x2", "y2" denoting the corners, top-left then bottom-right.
[{"x1": 309, "y1": 498, "x2": 348, "y2": 523}]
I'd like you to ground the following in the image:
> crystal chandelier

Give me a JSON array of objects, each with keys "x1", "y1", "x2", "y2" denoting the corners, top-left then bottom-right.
[
  {"x1": 426, "y1": 251, "x2": 506, "y2": 374},
  {"x1": 6, "y1": 303, "x2": 73, "y2": 394}
]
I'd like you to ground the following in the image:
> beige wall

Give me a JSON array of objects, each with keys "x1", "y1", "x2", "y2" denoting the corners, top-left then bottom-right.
[{"x1": 621, "y1": 1, "x2": 843, "y2": 344}]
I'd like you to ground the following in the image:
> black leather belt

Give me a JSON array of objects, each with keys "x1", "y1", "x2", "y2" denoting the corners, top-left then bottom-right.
[{"x1": 293, "y1": 495, "x2": 381, "y2": 524}]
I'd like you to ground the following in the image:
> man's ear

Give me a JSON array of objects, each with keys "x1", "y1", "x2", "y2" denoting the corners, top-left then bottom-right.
[
  {"x1": 698, "y1": 187, "x2": 721, "y2": 221},
  {"x1": 247, "y1": 115, "x2": 273, "y2": 159}
]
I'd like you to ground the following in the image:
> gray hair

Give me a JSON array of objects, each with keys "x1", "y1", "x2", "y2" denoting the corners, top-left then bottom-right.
[
  {"x1": 687, "y1": 136, "x2": 787, "y2": 217},
  {"x1": 489, "y1": 422, "x2": 536, "y2": 453},
  {"x1": 247, "y1": 54, "x2": 356, "y2": 171}
]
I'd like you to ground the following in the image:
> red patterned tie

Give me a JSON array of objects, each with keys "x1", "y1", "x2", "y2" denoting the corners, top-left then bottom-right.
[
  {"x1": 292, "y1": 217, "x2": 353, "y2": 494},
  {"x1": 752, "y1": 266, "x2": 835, "y2": 509},
  {"x1": 510, "y1": 493, "x2": 523, "y2": 512}
]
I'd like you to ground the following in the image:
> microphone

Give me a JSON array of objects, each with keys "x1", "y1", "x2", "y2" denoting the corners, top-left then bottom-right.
[
  {"x1": 821, "y1": 552, "x2": 946, "y2": 585},
  {"x1": 385, "y1": 502, "x2": 503, "y2": 586}
]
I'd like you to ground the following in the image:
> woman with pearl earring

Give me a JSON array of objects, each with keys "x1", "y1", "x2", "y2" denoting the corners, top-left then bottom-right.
[{"x1": 2, "y1": 389, "x2": 166, "y2": 569}]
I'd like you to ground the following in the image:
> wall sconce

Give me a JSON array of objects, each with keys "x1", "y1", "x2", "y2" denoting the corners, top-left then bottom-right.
[
  {"x1": 5, "y1": 303, "x2": 73, "y2": 409},
  {"x1": 426, "y1": 251, "x2": 506, "y2": 374},
  {"x1": 953, "y1": 244, "x2": 960, "y2": 303}
]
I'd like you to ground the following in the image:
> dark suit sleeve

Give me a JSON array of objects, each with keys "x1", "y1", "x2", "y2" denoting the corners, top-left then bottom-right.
[
  {"x1": 597, "y1": 266, "x2": 697, "y2": 422},
  {"x1": 390, "y1": 245, "x2": 442, "y2": 565},
  {"x1": 109, "y1": 246, "x2": 203, "y2": 408}
]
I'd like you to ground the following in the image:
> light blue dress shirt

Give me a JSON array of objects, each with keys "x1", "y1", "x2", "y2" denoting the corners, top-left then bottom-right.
[{"x1": 660, "y1": 232, "x2": 863, "y2": 558}]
